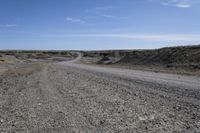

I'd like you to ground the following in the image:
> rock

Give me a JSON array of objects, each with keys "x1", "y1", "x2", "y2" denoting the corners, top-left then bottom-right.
[{"x1": 0, "y1": 119, "x2": 4, "y2": 123}]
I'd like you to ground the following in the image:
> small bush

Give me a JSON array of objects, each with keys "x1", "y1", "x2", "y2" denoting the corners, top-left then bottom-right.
[{"x1": 0, "y1": 59, "x2": 5, "y2": 62}]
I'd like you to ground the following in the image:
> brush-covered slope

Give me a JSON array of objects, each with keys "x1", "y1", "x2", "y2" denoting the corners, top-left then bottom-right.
[
  {"x1": 82, "y1": 45, "x2": 200, "y2": 73},
  {"x1": 119, "y1": 45, "x2": 200, "y2": 69}
]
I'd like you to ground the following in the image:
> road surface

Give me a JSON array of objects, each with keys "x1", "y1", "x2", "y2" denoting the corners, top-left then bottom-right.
[{"x1": 0, "y1": 54, "x2": 200, "y2": 132}]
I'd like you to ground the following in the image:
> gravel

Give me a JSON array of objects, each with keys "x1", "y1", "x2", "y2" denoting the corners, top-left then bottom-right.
[{"x1": 0, "y1": 60, "x2": 199, "y2": 132}]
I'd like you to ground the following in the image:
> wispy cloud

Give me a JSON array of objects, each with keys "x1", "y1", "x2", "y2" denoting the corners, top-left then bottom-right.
[
  {"x1": 100, "y1": 14, "x2": 129, "y2": 20},
  {"x1": 85, "y1": 14, "x2": 128, "y2": 20},
  {"x1": 44, "y1": 33, "x2": 200, "y2": 41},
  {"x1": 100, "y1": 14, "x2": 116, "y2": 19},
  {"x1": 85, "y1": 6, "x2": 128, "y2": 20},
  {"x1": 0, "y1": 24, "x2": 17, "y2": 28},
  {"x1": 85, "y1": 6, "x2": 116, "y2": 13},
  {"x1": 65, "y1": 17, "x2": 85, "y2": 24},
  {"x1": 175, "y1": 3, "x2": 191, "y2": 8},
  {"x1": 65, "y1": 17, "x2": 96, "y2": 26},
  {"x1": 5, "y1": 24, "x2": 17, "y2": 27},
  {"x1": 95, "y1": 6, "x2": 115, "y2": 11},
  {"x1": 161, "y1": 0, "x2": 192, "y2": 8}
]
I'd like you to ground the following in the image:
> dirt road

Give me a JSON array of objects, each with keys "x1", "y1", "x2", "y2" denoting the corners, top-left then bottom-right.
[{"x1": 0, "y1": 56, "x2": 200, "y2": 132}]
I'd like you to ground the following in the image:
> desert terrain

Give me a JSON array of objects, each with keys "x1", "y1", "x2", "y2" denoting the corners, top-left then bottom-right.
[{"x1": 0, "y1": 46, "x2": 200, "y2": 132}]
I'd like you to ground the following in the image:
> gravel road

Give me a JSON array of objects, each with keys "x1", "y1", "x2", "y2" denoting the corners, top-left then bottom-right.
[{"x1": 0, "y1": 56, "x2": 200, "y2": 132}]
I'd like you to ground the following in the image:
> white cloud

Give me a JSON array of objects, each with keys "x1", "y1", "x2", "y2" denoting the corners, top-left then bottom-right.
[
  {"x1": 85, "y1": 6, "x2": 127, "y2": 20},
  {"x1": 100, "y1": 14, "x2": 116, "y2": 18},
  {"x1": 44, "y1": 33, "x2": 200, "y2": 41},
  {"x1": 100, "y1": 14, "x2": 129, "y2": 20},
  {"x1": 86, "y1": 6, "x2": 116, "y2": 18},
  {"x1": 95, "y1": 6, "x2": 115, "y2": 11},
  {"x1": 0, "y1": 24, "x2": 17, "y2": 28},
  {"x1": 6, "y1": 24, "x2": 17, "y2": 27},
  {"x1": 85, "y1": 6, "x2": 115, "y2": 13},
  {"x1": 65, "y1": 17, "x2": 85, "y2": 24},
  {"x1": 175, "y1": 3, "x2": 191, "y2": 8},
  {"x1": 159, "y1": 0, "x2": 192, "y2": 8}
]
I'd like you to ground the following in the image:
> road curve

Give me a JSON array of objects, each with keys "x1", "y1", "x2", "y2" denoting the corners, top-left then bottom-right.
[
  {"x1": 67, "y1": 52, "x2": 83, "y2": 63},
  {"x1": 62, "y1": 52, "x2": 200, "y2": 90}
]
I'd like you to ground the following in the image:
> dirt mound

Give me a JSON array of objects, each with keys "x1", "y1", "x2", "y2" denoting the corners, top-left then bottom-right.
[
  {"x1": 119, "y1": 45, "x2": 200, "y2": 70},
  {"x1": 121, "y1": 45, "x2": 200, "y2": 64},
  {"x1": 81, "y1": 45, "x2": 200, "y2": 75}
]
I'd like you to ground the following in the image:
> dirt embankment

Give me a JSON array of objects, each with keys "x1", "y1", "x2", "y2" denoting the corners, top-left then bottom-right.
[
  {"x1": 0, "y1": 51, "x2": 73, "y2": 75},
  {"x1": 0, "y1": 51, "x2": 76, "y2": 63},
  {"x1": 81, "y1": 45, "x2": 200, "y2": 75}
]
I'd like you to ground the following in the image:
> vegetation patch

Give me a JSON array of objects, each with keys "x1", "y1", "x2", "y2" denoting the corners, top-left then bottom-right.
[{"x1": 0, "y1": 59, "x2": 5, "y2": 62}]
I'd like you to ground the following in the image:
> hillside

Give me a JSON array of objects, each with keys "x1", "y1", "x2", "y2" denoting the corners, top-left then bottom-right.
[{"x1": 82, "y1": 45, "x2": 200, "y2": 75}]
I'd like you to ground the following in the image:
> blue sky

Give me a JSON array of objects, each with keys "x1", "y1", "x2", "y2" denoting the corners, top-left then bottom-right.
[{"x1": 0, "y1": 0, "x2": 200, "y2": 50}]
